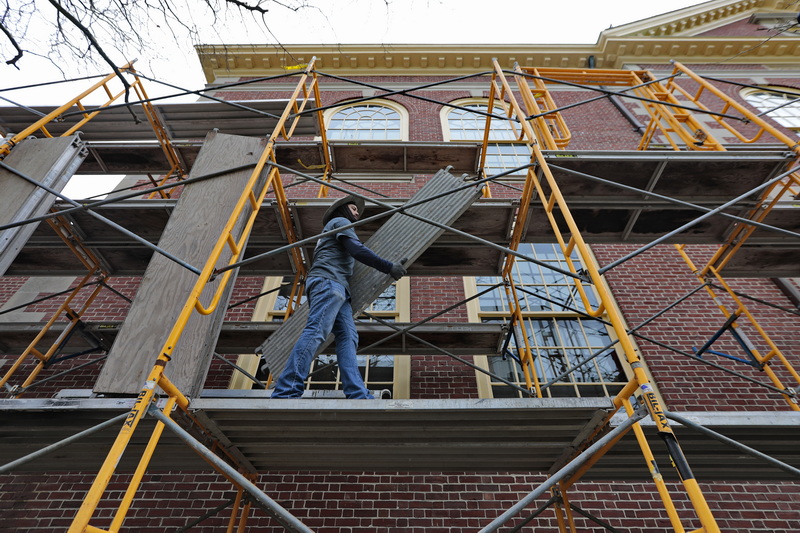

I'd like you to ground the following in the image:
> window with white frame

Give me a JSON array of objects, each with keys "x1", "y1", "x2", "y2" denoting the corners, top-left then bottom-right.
[
  {"x1": 444, "y1": 100, "x2": 529, "y2": 177},
  {"x1": 325, "y1": 100, "x2": 408, "y2": 141},
  {"x1": 742, "y1": 86, "x2": 800, "y2": 133},
  {"x1": 231, "y1": 276, "x2": 411, "y2": 398},
  {"x1": 470, "y1": 243, "x2": 628, "y2": 399}
]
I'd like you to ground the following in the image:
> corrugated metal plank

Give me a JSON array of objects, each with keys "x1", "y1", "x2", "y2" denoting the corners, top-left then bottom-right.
[
  {"x1": 257, "y1": 168, "x2": 483, "y2": 379},
  {"x1": 0, "y1": 136, "x2": 86, "y2": 276},
  {"x1": 2, "y1": 398, "x2": 797, "y2": 479}
]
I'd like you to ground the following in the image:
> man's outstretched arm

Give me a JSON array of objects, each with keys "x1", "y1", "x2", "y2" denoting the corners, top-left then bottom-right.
[{"x1": 340, "y1": 236, "x2": 407, "y2": 280}]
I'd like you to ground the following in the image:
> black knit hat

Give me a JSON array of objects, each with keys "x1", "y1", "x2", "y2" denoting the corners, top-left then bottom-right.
[{"x1": 322, "y1": 194, "x2": 366, "y2": 224}]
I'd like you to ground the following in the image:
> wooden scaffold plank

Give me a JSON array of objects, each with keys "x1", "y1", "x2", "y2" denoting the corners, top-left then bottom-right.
[{"x1": 94, "y1": 132, "x2": 267, "y2": 396}]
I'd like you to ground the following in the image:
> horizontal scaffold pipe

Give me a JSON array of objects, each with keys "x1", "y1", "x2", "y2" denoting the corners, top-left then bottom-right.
[
  {"x1": 0, "y1": 73, "x2": 108, "y2": 94},
  {"x1": 514, "y1": 281, "x2": 711, "y2": 390},
  {"x1": 537, "y1": 163, "x2": 800, "y2": 275},
  {"x1": 632, "y1": 329, "x2": 794, "y2": 397},
  {"x1": 212, "y1": 352, "x2": 266, "y2": 390},
  {"x1": 290, "y1": 173, "x2": 394, "y2": 199},
  {"x1": 523, "y1": 72, "x2": 681, "y2": 121},
  {"x1": 0, "y1": 280, "x2": 103, "y2": 315},
  {"x1": 511, "y1": 69, "x2": 748, "y2": 124},
  {"x1": 305, "y1": 70, "x2": 501, "y2": 119},
  {"x1": 54, "y1": 71, "x2": 305, "y2": 122},
  {"x1": 0, "y1": 412, "x2": 128, "y2": 474},
  {"x1": 0, "y1": 163, "x2": 257, "y2": 234},
  {"x1": 0, "y1": 95, "x2": 48, "y2": 118},
  {"x1": 511, "y1": 282, "x2": 794, "y2": 398},
  {"x1": 361, "y1": 310, "x2": 535, "y2": 398},
  {"x1": 220, "y1": 161, "x2": 589, "y2": 283},
  {"x1": 547, "y1": 162, "x2": 800, "y2": 256},
  {"x1": 0, "y1": 160, "x2": 202, "y2": 276},
  {"x1": 506, "y1": 495, "x2": 561, "y2": 533},
  {"x1": 710, "y1": 282, "x2": 800, "y2": 317},
  {"x1": 13, "y1": 356, "x2": 107, "y2": 395},
  {"x1": 358, "y1": 282, "x2": 503, "y2": 353}
]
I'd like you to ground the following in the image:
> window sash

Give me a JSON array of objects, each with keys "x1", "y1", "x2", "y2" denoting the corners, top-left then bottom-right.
[
  {"x1": 328, "y1": 104, "x2": 403, "y2": 141},
  {"x1": 447, "y1": 103, "x2": 528, "y2": 176}
]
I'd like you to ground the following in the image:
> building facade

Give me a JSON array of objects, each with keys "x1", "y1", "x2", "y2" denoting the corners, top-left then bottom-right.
[{"x1": 1, "y1": 0, "x2": 799, "y2": 531}]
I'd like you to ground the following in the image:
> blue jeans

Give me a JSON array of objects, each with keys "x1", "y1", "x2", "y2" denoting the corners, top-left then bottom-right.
[{"x1": 271, "y1": 277, "x2": 373, "y2": 399}]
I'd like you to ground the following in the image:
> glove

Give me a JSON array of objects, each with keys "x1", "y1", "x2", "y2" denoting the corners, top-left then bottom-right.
[{"x1": 389, "y1": 262, "x2": 407, "y2": 280}]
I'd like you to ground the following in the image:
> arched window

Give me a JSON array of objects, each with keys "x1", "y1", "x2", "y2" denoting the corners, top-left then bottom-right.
[
  {"x1": 326, "y1": 100, "x2": 407, "y2": 140},
  {"x1": 443, "y1": 100, "x2": 528, "y2": 176},
  {"x1": 742, "y1": 87, "x2": 800, "y2": 133}
]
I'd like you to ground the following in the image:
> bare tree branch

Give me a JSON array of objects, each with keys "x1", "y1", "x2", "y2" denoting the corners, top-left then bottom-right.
[
  {"x1": 224, "y1": 0, "x2": 269, "y2": 14},
  {"x1": 46, "y1": 0, "x2": 141, "y2": 123},
  {"x1": 0, "y1": 20, "x2": 22, "y2": 68},
  {"x1": 0, "y1": 0, "x2": 358, "y2": 95}
]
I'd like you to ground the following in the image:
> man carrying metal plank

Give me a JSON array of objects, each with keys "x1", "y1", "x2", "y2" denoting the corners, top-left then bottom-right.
[{"x1": 270, "y1": 195, "x2": 406, "y2": 399}]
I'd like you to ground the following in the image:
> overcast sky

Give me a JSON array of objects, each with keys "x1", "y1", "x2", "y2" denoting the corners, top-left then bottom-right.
[{"x1": 2, "y1": 0, "x2": 706, "y2": 105}]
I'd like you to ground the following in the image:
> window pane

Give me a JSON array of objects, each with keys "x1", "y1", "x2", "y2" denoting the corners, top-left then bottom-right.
[
  {"x1": 477, "y1": 242, "x2": 625, "y2": 399},
  {"x1": 743, "y1": 89, "x2": 800, "y2": 131},
  {"x1": 448, "y1": 103, "x2": 528, "y2": 176}
]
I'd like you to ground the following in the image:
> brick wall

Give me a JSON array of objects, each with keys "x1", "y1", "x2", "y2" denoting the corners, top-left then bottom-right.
[
  {"x1": 1, "y1": 471, "x2": 798, "y2": 532},
  {"x1": 593, "y1": 243, "x2": 800, "y2": 412}
]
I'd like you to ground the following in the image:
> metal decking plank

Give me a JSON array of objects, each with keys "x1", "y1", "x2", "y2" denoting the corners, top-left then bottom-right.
[{"x1": 0, "y1": 136, "x2": 87, "y2": 276}]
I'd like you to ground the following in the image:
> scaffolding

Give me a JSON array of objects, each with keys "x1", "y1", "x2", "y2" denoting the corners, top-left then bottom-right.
[{"x1": 0, "y1": 56, "x2": 798, "y2": 532}]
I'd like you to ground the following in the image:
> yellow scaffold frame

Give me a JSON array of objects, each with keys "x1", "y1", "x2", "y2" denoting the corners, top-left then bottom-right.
[
  {"x1": 483, "y1": 59, "x2": 725, "y2": 532},
  {"x1": 475, "y1": 59, "x2": 798, "y2": 531},
  {"x1": 0, "y1": 64, "x2": 186, "y2": 396},
  {"x1": 67, "y1": 60, "x2": 319, "y2": 533}
]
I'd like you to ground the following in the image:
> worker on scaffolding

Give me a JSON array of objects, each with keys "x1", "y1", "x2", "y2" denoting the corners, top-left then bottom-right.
[{"x1": 270, "y1": 195, "x2": 407, "y2": 399}]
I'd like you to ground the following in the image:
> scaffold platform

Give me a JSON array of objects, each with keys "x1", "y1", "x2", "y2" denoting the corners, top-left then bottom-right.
[
  {"x1": 5, "y1": 149, "x2": 797, "y2": 278},
  {"x1": 0, "y1": 321, "x2": 506, "y2": 357},
  {"x1": 1, "y1": 396, "x2": 797, "y2": 481}
]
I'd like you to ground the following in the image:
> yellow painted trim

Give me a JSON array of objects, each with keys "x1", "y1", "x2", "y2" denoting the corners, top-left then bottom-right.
[
  {"x1": 395, "y1": 276, "x2": 411, "y2": 322},
  {"x1": 462, "y1": 277, "x2": 481, "y2": 323},
  {"x1": 197, "y1": 4, "x2": 800, "y2": 82},
  {"x1": 393, "y1": 355, "x2": 411, "y2": 399},
  {"x1": 229, "y1": 354, "x2": 260, "y2": 390},
  {"x1": 251, "y1": 276, "x2": 284, "y2": 322}
]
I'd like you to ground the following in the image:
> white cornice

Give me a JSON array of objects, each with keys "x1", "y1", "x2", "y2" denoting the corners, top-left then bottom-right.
[
  {"x1": 599, "y1": 0, "x2": 781, "y2": 38},
  {"x1": 196, "y1": 36, "x2": 800, "y2": 82},
  {"x1": 195, "y1": 1, "x2": 800, "y2": 82}
]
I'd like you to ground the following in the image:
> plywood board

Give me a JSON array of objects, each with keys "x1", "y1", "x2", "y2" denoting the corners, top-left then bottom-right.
[{"x1": 94, "y1": 132, "x2": 268, "y2": 395}]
